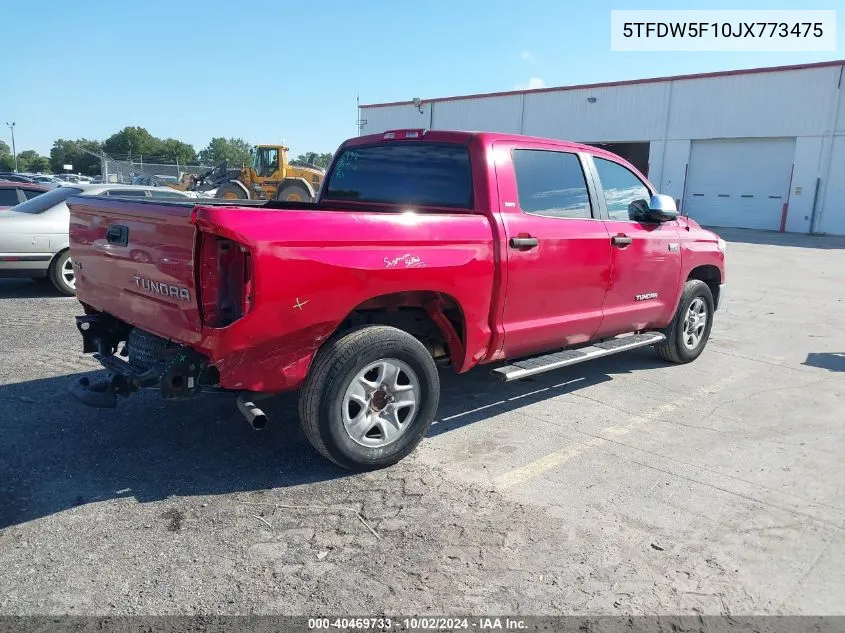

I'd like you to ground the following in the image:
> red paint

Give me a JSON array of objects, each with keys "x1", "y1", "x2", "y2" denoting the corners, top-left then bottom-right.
[
  {"x1": 362, "y1": 60, "x2": 844, "y2": 109},
  {"x1": 69, "y1": 130, "x2": 725, "y2": 394}
]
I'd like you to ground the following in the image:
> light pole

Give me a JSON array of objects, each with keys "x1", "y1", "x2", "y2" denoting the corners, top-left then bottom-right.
[{"x1": 5, "y1": 122, "x2": 17, "y2": 172}]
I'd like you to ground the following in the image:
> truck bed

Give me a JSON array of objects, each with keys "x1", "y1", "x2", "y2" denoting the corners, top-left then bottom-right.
[{"x1": 67, "y1": 193, "x2": 497, "y2": 391}]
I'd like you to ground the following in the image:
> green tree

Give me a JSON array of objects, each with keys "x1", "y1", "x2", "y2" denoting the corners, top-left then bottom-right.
[
  {"x1": 49, "y1": 139, "x2": 103, "y2": 176},
  {"x1": 28, "y1": 156, "x2": 51, "y2": 173},
  {"x1": 102, "y1": 126, "x2": 164, "y2": 160},
  {"x1": 160, "y1": 138, "x2": 197, "y2": 166},
  {"x1": 15, "y1": 150, "x2": 39, "y2": 172},
  {"x1": 198, "y1": 137, "x2": 253, "y2": 167},
  {"x1": 294, "y1": 152, "x2": 332, "y2": 170},
  {"x1": 0, "y1": 140, "x2": 14, "y2": 171}
]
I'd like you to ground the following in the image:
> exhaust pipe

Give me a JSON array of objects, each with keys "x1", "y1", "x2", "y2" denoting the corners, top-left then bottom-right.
[{"x1": 237, "y1": 393, "x2": 268, "y2": 430}]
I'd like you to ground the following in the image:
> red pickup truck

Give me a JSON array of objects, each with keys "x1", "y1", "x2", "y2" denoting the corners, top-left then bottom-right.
[{"x1": 68, "y1": 129, "x2": 726, "y2": 470}]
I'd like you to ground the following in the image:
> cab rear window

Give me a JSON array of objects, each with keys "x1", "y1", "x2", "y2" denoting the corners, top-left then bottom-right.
[{"x1": 324, "y1": 142, "x2": 472, "y2": 209}]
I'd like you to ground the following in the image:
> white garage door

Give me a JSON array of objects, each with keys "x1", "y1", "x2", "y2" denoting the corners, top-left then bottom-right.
[{"x1": 683, "y1": 138, "x2": 795, "y2": 230}]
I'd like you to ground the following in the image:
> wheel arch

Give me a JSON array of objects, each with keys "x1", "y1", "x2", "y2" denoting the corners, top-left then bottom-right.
[
  {"x1": 332, "y1": 290, "x2": 467, "y2": 370},
  {"x1": 48, "y1": 246, "x2": 70, "y2": 269},
  {"x1": 276, "y1": 177, "x2": 316, "y2": 200},
  {"x1": 686, "y1": 264, "x2": 721, "y2": 307}
]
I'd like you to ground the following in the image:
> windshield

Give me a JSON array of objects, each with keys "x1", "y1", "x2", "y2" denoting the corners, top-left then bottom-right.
[
  {"x1": 253, "y1": 148, "x2": 279, "y2": 177},
  {"x1": 10, "y1": 186, "x2": 83, "y2": 214},
  {"x1": 324, "y1": 142, "x2": 472, "y2": 209}
]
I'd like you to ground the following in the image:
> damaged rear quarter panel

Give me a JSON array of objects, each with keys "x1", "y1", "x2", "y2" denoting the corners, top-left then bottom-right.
[{"x1": 193, "y1": 207, "x2": 496, "y2": 392}]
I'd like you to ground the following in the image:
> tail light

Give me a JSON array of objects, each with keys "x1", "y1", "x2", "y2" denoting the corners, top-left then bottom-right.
[{"x1": 197, "y1": 233, "x2": 254, "y2": 327}]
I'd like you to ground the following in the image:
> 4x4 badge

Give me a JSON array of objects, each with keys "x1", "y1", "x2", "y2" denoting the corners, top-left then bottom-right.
[{"x1": 668, "y1": 243, "x2": 680, "y2": 252}]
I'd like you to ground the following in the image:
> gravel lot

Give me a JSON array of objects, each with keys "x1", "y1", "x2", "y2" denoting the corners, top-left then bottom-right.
[{"x1": 1, "y1": 228, "x2": 843, "y2": 616}]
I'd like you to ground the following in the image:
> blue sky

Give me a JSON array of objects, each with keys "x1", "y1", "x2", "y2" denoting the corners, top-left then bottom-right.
[{"x1": 0, "y1": 0, "x2": 840, "y2": 159}]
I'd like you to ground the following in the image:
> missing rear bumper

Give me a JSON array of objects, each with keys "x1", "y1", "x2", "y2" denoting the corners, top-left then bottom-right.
[{"x1": 70, "y1": 313, "x2": 214, "y2": 408}]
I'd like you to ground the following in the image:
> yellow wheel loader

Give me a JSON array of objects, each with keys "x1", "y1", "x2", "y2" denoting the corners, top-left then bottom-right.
[{"x1": 172, "y1": 144, "x2": 325, "y2": 201}]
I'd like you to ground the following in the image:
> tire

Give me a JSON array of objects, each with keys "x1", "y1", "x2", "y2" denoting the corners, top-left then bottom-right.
[
  {"x1": 298, "y1": 325, "x2": 440, "y2": 471},
  {"x1": 48, "y1": 250, "x2": 76, "y2": 296},
  {"x1": 275, "y1": 183, "x2": 312, "y2": 202},
  {"x1": 654, "y1": 279, "x2": 714, "y2": 364},
  {"x1": 215, "y1": 183, "x2": 248, "y2": 200}
]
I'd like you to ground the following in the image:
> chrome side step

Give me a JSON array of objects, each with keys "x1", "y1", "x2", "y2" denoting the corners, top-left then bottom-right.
[{"x1": 492, "y1": 332, "x2": 666, "y2": 382}]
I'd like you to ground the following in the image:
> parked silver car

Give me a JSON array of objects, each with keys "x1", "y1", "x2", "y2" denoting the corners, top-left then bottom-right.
[{"x1": 0, "y1": 184, "x2": 191, "y2": 296}]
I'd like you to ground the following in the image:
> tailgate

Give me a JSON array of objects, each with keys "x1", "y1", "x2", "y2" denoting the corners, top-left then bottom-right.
[{"x1": 68, "y1": 196, "x2": 203, "y2": 344}]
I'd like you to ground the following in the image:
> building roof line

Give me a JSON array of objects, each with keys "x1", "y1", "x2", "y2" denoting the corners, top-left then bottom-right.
[{"x1": 360, "y1": 59, "x2": 845, "y2": 109}]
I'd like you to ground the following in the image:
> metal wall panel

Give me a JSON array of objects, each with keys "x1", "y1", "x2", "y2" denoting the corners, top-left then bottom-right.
[
  {"x1": 360, "y1": 103, "x2": 431, "y2": 136},
  {"x1": 521, "y1": 82, "x2": 668, "y2": 142},
  {"x1": 651, "y1": 139, "x2": 691, "y2": 203},
  {"x1": 667, "y1": 67, "x2": 840, "y2": 139},
  {"x1": 786, "y1": 136, "x2": 824, "y2": 233},
  {"x1": 360, "y1": 64, "x2": 845, "y2": 233},
  {"x1": 818, "y1": 135, "x2": 845, "y2": 235},
  {"x1": 835, "y1": 67, "x2": 845, "y2": 133},
  {"x1": 432, "y1": 94, "x2": 523, "y2": 133}
]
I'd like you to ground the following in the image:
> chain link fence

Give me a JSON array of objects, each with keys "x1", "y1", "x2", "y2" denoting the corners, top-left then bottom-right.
[{"x1": 94, "y1": 152, "x2": 213, "y2": 186}]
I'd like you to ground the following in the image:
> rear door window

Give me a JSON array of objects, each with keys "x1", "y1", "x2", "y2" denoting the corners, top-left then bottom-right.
[
  {"x1": 324, "y1": 142, "x2": 472, "y2": 208},
  {"x1": 22, "y1": 188, "x2": 45, "y2": 200},
  {"x1": 511, "y1": 149, "x2": 592, "y2": 219}
]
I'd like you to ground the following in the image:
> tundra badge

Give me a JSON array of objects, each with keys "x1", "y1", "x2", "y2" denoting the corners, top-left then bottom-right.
[
  {"x1": 133, "y1": 275, "x2": 191, "y2": 302},
  {"x1": 635, "y1": 292, "x2": 658, "y2": 301}
]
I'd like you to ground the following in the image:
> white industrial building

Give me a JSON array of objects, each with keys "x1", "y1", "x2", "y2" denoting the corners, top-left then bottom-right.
[{"x1": 359, "y1": 60, "x2": 845, "y2": 235}]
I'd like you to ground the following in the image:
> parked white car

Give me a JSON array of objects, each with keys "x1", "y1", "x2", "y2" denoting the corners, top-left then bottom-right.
[{"x1": 0, "y1": 184, "x2": 191, "y2": 295}]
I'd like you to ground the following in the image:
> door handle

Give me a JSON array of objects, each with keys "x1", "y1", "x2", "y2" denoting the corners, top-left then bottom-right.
[
  {"x1": 509, "y1": 236, "x2": 538, "y2": 250},
  {"x1": 611, "y1": 235, "x2": 632, "y2": 247},
  {"x1": 106, "y1": 224, "x2": 129, "y2": 246}
]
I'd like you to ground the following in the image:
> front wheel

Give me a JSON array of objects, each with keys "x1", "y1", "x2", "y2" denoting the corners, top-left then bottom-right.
[
  {"x1": 654, "y1": 279, "x2": 714, "y2": 363},
  {"x1": 215, "y1": 183, "x2": 249, "y2": 200},
  {"x1": 298, "y1": 326, "x2": 440, "y2": 471}
]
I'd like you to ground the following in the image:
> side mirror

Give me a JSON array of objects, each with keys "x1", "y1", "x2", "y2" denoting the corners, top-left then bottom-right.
[{"x1": 647, "y1": 194, "x2": 679, "y2": 222}]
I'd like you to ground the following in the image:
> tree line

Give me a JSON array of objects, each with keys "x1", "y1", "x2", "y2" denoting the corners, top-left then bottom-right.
[{"x1": 0, "y1": 126, "x2": 332, "y2": 175}]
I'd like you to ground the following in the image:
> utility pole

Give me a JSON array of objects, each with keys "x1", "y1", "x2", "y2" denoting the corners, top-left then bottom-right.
[{"x1": 5, "y1": 122, "x2": 17, "y2": 172}]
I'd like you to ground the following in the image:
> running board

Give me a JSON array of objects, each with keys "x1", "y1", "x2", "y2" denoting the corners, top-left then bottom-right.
[{"x1": 492, "y1": 332, "x2": 666, "y2": 382}]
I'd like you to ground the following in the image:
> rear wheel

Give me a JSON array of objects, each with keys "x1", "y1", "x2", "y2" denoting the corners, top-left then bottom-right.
[
  {"x1": 298, "y1": 326, "x2": 440, "y2": 471},
  {"x1": 275, "y1": 183, "x2": 312, "y2": 202},
  {"x1": 216, "y1": 183, "x2": 248, "y2": 200},
  {"x1": 48, "y1": 250, "x2": 76, "y2": 296},
  {"x1": 654, "y1": 279, "x2": 714, "y2": 363}
]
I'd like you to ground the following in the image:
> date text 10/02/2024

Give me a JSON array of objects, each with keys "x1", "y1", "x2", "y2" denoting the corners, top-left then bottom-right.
[{"x1": 307, "y1": 617, "x2": 528, "y2": 630}]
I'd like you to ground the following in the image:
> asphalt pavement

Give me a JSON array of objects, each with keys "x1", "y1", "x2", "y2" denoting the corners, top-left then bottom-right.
[{"x1": 1, "y1": 228, "x2": 843, "y2": 615}]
